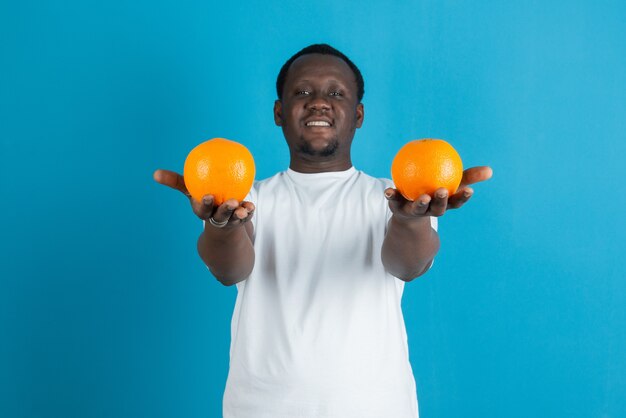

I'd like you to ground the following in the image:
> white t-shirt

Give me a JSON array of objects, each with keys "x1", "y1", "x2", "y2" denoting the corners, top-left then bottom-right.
[{"x1": 222, "y1": 166, "x2": 437, "y2": 418}]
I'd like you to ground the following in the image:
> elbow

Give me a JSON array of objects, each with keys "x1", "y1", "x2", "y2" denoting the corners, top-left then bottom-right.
[
  {"x1": 399, "y1": 260, "x2": 434, "y2": 282},
  {"x1": 210, "y1": 264, "x2": 253, "y2": 287},
  {"x1": 196, "y1": 234, "x2": 254, "y2": 286},
  {"x1": 215, "y1": 274, "x2": 244, "y2": 287},
  {"x1": 384, "y1": 258, "x2": 435, "y2": 282}
]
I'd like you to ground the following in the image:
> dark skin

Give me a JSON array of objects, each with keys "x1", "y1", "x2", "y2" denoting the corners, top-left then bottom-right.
[
  {"x1": 273, "y1": 54, "x2": 364, "y2": 173},
  {"x1": 152, "y1": 169, "x2": 255, "y2": 284},
  {"x1": 153, "y1": 53, "x2": 493, "y2": 284}
]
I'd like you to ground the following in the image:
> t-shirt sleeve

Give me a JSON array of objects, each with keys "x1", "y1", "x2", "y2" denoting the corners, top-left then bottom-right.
[{"x1": 243, "y1": 182, "x2": 258, "y2": 239}]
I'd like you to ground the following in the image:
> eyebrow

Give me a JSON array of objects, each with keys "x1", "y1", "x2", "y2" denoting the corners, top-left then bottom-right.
[{"x1": 294, "y1": 79, "x2": 347, "y2": 86}]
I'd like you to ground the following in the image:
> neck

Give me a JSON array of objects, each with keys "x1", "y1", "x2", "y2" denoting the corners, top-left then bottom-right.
[{"x1": 288, "y1": 155, "x2": 353, "y2": 173}]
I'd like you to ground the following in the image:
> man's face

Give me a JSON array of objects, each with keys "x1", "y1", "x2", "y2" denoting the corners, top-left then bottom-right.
[{"x1": 274, "y1": 54, "x2": 364, "y2": 163}]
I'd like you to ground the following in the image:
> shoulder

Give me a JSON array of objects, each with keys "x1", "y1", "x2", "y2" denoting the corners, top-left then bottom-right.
[
  {"x1": 350, "y1": 170, "x2": 393, "y2": 216},
  {"x1": 354, "y1": 170, "x2": 438, "y2": 231},
  {"x1": 245, "y1": 171, "x2": 289, "y2": 202},
  {"x1": 255, "y1": 171, "x2": 291, "y2": 192},
  {"x1": 354, "y1": 170, "x2": 395, "y2": 191}
]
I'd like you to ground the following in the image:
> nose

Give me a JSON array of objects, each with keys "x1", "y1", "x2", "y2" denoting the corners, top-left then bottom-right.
[{"x1": 305, "y1": 94, "x2": 331, "y2": 112}]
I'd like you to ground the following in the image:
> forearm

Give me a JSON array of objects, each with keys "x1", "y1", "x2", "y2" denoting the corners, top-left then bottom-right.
[
  {"x1": 197, "y1": 224, "x2": 255, "y2": 286},
  {"x1": 381, "y1": 215, "x2": 440, "y2": 281}
]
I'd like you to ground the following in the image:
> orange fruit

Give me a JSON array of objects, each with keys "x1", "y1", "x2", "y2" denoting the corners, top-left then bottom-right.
[
  {"x1": 183, "y1": 138, "x2": 255, "y2": 205},
  {"x1": 391, "y1": 139, "x2": 463, "y2": 200}
]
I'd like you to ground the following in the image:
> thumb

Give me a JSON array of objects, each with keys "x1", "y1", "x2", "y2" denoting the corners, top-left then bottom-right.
[{"x1": 153, "y1": 169, "x2": 190, "y2": 196}]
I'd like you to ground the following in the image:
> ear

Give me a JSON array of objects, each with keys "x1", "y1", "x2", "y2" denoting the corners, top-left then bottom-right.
[
  {"x1": 355, "y1": 103, "x2": 364, "y2": 128},
  {"x1": 273, "y1": 100, "x2": 283, "y2": 126}
]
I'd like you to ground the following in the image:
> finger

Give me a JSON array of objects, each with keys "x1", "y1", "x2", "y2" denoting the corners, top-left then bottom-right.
[
  {"x1": 153, "y1": 169, "x2": 190, "y2": 196},
  {"x1": 429, "y1": 188, "x2": 449, "y2": 216},
  {"x1": 211, "y1": 199, "x2": 239, "y2": 223},
  {"x1": 190, "y1": 194, "x2": 215, "y2": 220},
  {"x1": 241, "y1": 210, "x2": 255, "y2": 223},
  {"x1": 386, "y1": 188, "x2": 432, "y2": 218},
  {"x1": 459, "y1": 166, "x2": 493, "y2": 188},
  {"x1": 385, "y1": 188, "x2": 412, "y2": 214},
  {"x1": 233, "y1": 206, "x2": 249, "y2": 220},
  {"x1": 189, "y1": 194, "x2": 215, "y2": 217},
  {"x1": 240, "y1": 201, "x2": 256, "y2": 213},
  {"x1": 447, "y1": 187, "x2": 473, "y2": 209},
  {"x1": 384, "y1": 188, "x2": 403, "y2": 201},
  {"x1": 238, "y1": 202, "x2": 255, "y2": 223},
  {"x1": 410, "y1": 194, "x2": 431, "y2": 216}
]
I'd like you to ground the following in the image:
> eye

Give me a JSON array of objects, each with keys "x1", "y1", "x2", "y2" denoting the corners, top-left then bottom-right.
[
  {"x1": 295, "y1": 90, "x2": 310, "y2": 96},
  {"x1": 329, "y1": 90, "x2": 343, "y2": 97}
]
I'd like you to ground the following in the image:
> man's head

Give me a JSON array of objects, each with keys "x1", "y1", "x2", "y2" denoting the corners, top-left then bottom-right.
[
  {"x1": 276, "y1": 44, "x2": 365, "y2": 102},
  {"x1": 274, "y1": 44, "x2": 365, "y2": 172}
]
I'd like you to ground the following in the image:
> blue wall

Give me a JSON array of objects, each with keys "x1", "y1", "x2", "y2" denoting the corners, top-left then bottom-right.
[{"x1": 2, "y1": 1, "x2": 625, "y2": 417}]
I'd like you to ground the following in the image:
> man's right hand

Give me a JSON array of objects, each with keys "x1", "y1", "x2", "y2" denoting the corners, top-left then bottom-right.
[
  {"x1": 153, "y1": 169, "x2": 255, "y2": 228},
  {"x1": 153, "y1": 168, "x2": 256, "y2": 285}
]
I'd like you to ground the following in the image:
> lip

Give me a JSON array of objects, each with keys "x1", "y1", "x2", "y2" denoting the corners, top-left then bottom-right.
[{"x1": 304, "y1": 117, "x2": 333, "y2": 127}]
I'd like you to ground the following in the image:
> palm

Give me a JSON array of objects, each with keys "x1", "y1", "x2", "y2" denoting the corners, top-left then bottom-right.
[{"x1": 386, "y1": 166, "x2": 492, "y2": 218}]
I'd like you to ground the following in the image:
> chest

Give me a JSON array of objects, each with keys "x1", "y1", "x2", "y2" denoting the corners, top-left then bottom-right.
[{"x1": 251, "y1": 180, "x2": 390, "y2": 274}]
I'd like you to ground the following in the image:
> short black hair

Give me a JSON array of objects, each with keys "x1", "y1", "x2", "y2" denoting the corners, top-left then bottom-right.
[{"x1": 276, "y1": 43, "x2": 364, "y2": 102}]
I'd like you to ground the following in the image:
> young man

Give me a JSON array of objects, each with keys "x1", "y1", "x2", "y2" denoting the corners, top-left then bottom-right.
[{"x1": 154, "y1": 44, "x2": 492, "y2": 418}]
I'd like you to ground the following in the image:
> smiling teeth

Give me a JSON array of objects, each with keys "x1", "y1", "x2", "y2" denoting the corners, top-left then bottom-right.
[{"x1": 306, "y1": 121, "x2": 331, "y2": 126}]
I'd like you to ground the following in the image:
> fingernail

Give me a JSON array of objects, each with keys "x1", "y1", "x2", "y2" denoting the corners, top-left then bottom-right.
[
  {"x1": 436, "y1": 191, "x2": 447, "y2": 199},
  {"x1": 203, "y1": 197, "x2": 212, "y2": 205},
  {"x1": 384, "y1": 191, "x2": 393, "y2": 198}
]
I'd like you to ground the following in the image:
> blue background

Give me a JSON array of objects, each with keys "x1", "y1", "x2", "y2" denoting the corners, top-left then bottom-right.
[{"x1": 2, "y1": 1, "x2": 625, "y2": 417}]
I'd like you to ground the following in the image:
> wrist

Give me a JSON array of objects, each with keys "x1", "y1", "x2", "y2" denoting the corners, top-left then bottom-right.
[
  {"x1": 202, "y1": 221, "x2": 241, "y2": 241},
  {"x1": 390, "y1": 213, "x2": 431, "y2": 229}
]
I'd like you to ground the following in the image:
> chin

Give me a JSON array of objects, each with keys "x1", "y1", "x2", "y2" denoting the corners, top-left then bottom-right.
[{"x1": 299, "y1": 139, "x2": 339, "y2": 157}]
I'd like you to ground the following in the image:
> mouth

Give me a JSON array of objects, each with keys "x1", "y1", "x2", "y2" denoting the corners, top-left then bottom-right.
[{"x1": 305, "y1": 119, "x2": 332, "y2": 127}]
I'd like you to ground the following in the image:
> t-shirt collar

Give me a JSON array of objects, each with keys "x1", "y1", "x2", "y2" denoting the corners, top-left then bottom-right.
[{"x1": 286, "y1": 166, "x2": 356, "y2": 182}]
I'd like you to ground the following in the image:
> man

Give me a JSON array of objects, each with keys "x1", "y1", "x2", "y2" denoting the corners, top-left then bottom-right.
[{"x1": 154, "y1": 44, "x2": 492, "y2": 418}]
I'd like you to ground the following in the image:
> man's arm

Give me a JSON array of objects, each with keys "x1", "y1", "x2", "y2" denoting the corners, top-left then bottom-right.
[
  {"x1": 381, "y1": 166, "x2": 493, "y2": 282},
  {"x1": 153, "y1": 169, "x2": 255, "y2": 286},
  {"x1": 382, "y1": 215, "x2": 439, "y2": 281},
  {"x1": 198, "y1": 210, "x2": 255, "y2": 286}
]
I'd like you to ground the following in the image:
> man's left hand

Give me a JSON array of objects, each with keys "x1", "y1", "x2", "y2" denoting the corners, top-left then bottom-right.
[{"x1": 385, "y1": 166, "x2": 493, "y2": 219}]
